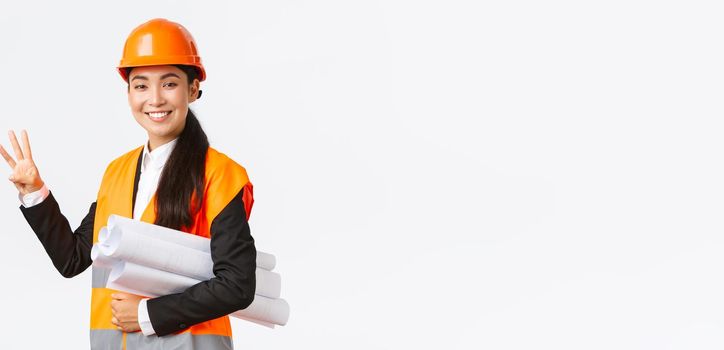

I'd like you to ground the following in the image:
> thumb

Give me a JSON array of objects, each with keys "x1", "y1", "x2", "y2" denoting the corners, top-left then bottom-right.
[
  {"x1": 8, "y1": 173, "x2": 24, "y2": 185},
  {"x1": 8, "y1": 174, "x2": 21, "y2": 184}
]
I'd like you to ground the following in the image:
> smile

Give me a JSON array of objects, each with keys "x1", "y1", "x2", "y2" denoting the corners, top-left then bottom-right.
[{"x1": 145, "y1": 111, "x2": 171, "y2": 121}]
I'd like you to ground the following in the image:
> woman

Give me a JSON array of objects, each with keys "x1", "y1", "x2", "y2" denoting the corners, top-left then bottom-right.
[{"x1": 0, "y1": 18, "x2": 256, "y2": 350}]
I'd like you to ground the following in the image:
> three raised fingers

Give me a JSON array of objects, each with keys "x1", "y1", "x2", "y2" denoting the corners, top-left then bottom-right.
[{"x1": 1, "y1": 130, "x2": 33, "y2": 170}]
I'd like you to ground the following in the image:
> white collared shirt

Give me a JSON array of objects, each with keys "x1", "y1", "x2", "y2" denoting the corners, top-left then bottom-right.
[
  {"x1": 133, "y1": 138, "x2": 177, "y2": 221},
  {"x1": 19, "y1": 138, "x2": 179, "y2": 336}
]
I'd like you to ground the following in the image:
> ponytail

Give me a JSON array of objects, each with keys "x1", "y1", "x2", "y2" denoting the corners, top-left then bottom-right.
[
  {"x1": 154, "y1": 64, "x2": 208, "y2": 230},
  {"x1": 155, "y1": 109, "x2": 208, "y2": 230}
]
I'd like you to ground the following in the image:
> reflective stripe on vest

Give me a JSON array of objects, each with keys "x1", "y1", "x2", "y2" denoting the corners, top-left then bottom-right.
[
  {"x1": 92, "y1": 266, "x2": 110, "y2": 288},
  {"x1": 90, "y1": 329, "x2": 123, "y2": 350},
  {"x1": 90, "y1": 146, "x2": 251, "y2": 350},
  {"x1": 90, "y1": 331, "x2": 233, "y2": 350},
  {"x1": 126, "y1": 333, "x2": 233, "y2": 350}
]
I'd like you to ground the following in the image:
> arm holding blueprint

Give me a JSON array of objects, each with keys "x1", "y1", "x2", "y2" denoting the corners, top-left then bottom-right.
[{"x1": 145, "y1": 186, "x2": 256, "y2": 336}]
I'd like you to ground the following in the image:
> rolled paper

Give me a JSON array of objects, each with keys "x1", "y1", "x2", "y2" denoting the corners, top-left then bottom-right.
[
  {"x1": 107, "y1": 261, "x2": 289, "y2": 325},
  {"x1": 107, "y1": 214, "x2": 276, "y2": 270},
  {"x1": 90, "y1": 244, "x2": 118, "y2": 269},
  {"x1": 232, "y1": 294, "x2": 290, "y2": 326},
  {"x1": 100, "y1": 227, "x2": 214, "y2": 281},
  {"x1": 107, "y1": 261, "x2": 197, "y2": 297},
  {"x1": 98, "y1": 225, "x2": 282, "y2": 298},
  {"x1": 101, "y1": 214, "x2": 289, "y2": 326},
  {"x1": 98, "y1": 227, "x2": 110, "y2": 244}
]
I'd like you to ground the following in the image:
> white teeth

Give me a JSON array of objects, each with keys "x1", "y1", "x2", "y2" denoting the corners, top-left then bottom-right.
[{"x1": 148, "y1": 112, "x2": 170, "y2": 119}]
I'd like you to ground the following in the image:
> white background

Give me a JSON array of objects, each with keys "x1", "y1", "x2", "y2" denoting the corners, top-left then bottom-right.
[{"x1": 1, "y1": 0, "x2": 723, "y2": 349}]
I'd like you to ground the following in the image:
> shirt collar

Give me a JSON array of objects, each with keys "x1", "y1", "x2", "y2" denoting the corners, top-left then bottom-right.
[{"x1": 142, "y1": 138, "x2": 178, "y2": 172}]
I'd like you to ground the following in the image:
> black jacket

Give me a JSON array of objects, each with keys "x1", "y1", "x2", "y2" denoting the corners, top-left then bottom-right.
[{"x1": 19, "y1": 150, "x2": 256, "y2": 336}]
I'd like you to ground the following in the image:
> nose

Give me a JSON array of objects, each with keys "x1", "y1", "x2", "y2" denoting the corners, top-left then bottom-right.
[{"x1": 148, "y1": 86, "x2": 166, "y2": 107}]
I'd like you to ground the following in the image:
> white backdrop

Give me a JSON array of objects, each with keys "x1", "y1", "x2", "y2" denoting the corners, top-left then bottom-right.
[{"x1": 1, "y1": 0, "x2": 724, "y2": 349}]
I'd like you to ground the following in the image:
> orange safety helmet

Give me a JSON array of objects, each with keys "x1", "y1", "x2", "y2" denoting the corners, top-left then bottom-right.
[{"x1": 117, "y1": 18, "x2": 206, "y2": 82}]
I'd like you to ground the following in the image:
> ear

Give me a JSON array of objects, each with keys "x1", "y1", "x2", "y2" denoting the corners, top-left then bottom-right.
[{"x1": 188, "y1": 79, "x2": 201, "y2": 103}]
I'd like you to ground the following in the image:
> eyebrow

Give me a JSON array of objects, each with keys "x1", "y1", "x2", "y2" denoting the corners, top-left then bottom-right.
[
  {"x1": 161, "y1": 73, "x2": 181, "y2": 80},
  {"x1": 130, "y1": 73, "x2": 181, "y2": 82}
]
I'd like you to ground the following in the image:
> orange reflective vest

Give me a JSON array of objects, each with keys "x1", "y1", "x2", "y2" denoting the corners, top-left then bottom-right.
[{"x1": 89, "y1": 145, "x2": 252, "y2": 349}]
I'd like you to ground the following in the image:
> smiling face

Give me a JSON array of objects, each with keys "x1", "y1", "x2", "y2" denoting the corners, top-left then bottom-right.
[{"x1": 127, "y1": 65, "x2": 200, "y2": 150}]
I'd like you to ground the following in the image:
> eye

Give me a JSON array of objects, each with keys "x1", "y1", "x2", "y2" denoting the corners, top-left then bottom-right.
[
  {"x1": 133, "y1": 84, "x2": 147, "y2": 90},
  {"x1": 163, "y1": 82, "x2": 178, "y2": 88}
]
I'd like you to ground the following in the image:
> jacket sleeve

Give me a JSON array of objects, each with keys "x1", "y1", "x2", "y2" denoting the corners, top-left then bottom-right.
[
  {"x1": 19, "y1": 191, "x2": 96, "y2": 278},
  {"x1": 147, "y1": 186, "x2": 257, "y2": 336}
]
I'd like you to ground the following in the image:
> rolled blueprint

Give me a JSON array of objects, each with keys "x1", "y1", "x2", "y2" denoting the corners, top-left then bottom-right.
[
  {"x1": 107, "y1": 261, "x2": 198, "y2": 297},
  {"x1": 96, "y1": 226, "x2": 282, "y2": 298},
  {"x1": 107, "y1": 214, "x2": 276, "y2": 271},
  {"x1": 100, "y1": 227, "x2": 214, "y2": 281},
  {"x1": 108, "y1": 261, "x2": 289, "y2": 326},
  {"x1": 97, "y1": 244, "x2": 281, "y2": 299},
  {"x1": 90, "y1": 243, "x2": 118, "y2": 269},
  {"x1": 232, "y1": 294, "x2": 289, "y2": 327}
]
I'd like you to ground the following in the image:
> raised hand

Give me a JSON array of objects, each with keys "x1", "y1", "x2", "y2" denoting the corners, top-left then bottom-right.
[{"x1": 0, "y1": 130, "x2": 45, "y2": 195}]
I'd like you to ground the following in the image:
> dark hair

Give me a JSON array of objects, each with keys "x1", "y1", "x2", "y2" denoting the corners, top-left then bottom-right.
[{"x1": 126, "y1": 65, "x2": 209, "y2": 230}]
